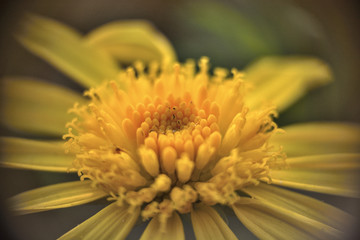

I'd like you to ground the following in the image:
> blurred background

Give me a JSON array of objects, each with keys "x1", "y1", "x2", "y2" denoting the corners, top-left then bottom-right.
[{"x1": 0, "y1": 0, "x2": 359, "y2": 239}]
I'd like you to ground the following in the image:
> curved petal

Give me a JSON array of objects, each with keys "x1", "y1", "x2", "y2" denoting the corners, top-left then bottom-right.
[
  {"x1": 1, "y1": 77, "x2": 85, "y2": 136},
  {"x1": 16, "y1": 14, "x2": 119, "y2": 87},
  {"x1": 59, "y1": 203, "x2": 140, "y2": 240},
  {"x1": 242, "y1": 183, "x2": 353, "y2": 231},
  {"x1": 271, "y1": 122, "x2": 360, "y2": 157},
  {"x1": 233, "y1": 198, "x2": 343, "y2": 240},
  {"x1": 10, "y1": 181, "x2": 107, "y2": 215},
  {"x1": 269, "y1": 153, "x2": 360, "y2": 197},
  {"x1": 0, "y1": 137, "x2": 75, "y2": 172},
  {"x1": 191, "y1": 204, "x2": 237, "y2": 240},
  {"x1": 84, "y1": 20, "x2": 176, "y2": 64},
  {"x1": 245, "y1": 56, "x2": 332, "y2": 112},
  {"x1": 140, "y1": 212, "x2": 184, "y2": 240}
]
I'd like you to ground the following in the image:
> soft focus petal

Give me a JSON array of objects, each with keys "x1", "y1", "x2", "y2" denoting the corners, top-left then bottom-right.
[
  {"x1": 233, "y1": 198, "x2": 342, "y2": 240},
  {"x1": 191, "y1": 204, "x2": 237, "y2": 240},
  {"x1": 16, "y1": 14, "x2": 119, "y2": 87},
  {"x1": 59, "y1": 203, "x2": 140, "y2": 240},
  {"x1": 10, "y1": 181, "x2": 107, "y2": 215},
  {"x1": 269, "y1": 153, "x2": 360, "y2": 197},
  {"x1": 245, "y1": 56, "x2": 332, "y2": 112},
  {"x1": 242, "y1": 183, "x2": 353, "y2": 231},
  {"x1": 0, "y1": 137, "x2": 75, "y2": 172},
  {"x1": 84, "y1": 20, "x2": 176, "y2": 64},
  {"x1": 1, "y1": 77, "x2": 85, "y2": 136},
  {"x1": 140, "y1": 212, "x2": 184, "y2": 240},
  {"x1": 271, "y1": 122, "x2": 360, "y2": 157}
]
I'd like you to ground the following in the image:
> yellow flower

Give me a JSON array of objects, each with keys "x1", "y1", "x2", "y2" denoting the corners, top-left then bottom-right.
[{"x1": 1, "y1": 14, "x2": 360, "y2": 240}]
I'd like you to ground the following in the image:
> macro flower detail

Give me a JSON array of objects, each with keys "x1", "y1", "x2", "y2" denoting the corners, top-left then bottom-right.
[
  {"x1": 62, "y1": 56, "x2": 285, "y2": 230},
  {"x1": 1, "y1": 15, "x2": 359, "y2": 240}
]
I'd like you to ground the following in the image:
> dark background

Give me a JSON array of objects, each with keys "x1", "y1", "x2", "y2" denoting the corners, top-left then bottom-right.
[{"x1": 1, "y1": 0, "x2": 359, "y2": 239}]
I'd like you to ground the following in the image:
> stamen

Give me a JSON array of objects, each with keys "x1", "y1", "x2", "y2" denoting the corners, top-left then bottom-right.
[
  {"x1": 176, "y1": 155, "x2": 194, "y2": 183},
  {"x1": 161, "y1": 146, "x2": 177, "y2": 175},
  {"x1": 139, "y1": 147, "x2": 159, "y2": 177}
]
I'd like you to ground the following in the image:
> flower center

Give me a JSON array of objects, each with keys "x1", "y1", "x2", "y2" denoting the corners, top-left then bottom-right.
[
  {"x1": 63, "y1": 58, "x2": 285, "y2": 229},
  {"x1": 130, "y1": 92, "x2": 222, "y2": 181}
]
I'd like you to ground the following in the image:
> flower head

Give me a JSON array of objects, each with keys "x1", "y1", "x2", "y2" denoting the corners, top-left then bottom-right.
[
  {"x1": 1, "y1": 14, "x2": 359, "y2": 240},
  {"x1": 62, "y1": 56, "x2": 285, "y2": 229}
]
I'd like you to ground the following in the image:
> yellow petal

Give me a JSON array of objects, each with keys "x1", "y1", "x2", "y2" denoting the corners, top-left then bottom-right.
[
  {"x1": 1, "y1": 77, "x2": 84, "y2": 136},
  {"x1": 0, "y1": 137, "x2": 75, "y2": 172},
  {"x1": 10, "y1": 181, "x2": 107, "y2": 215},
  {"x1": 17, "y1": 14, "x2": 119, "y2": 87},
  {"x1": 269, "y1": 153, "x2": 360, "y2": 197},
  {"x1": 84, "y1": 20, "x2": 176, "y2": 64},
  {"x1": 140, "y1": 212, "x2": 184, "y2": 240},
  {"x1": 271, "y1": 122, "x2": 360, "y2": 157},
  {"x1": 191, "y1": 204, "x2": 237, "y2": 240},
  {"x1": 233, "y1": 198, "x2": 342, "y2": 240},
  {"x1": 245, "y1": 56, "x2": 332, "y2": 112},
  {"x1": 242, "y1": 183, "x2": 353, "y2": 231},
  {"x1": 59, "y1": 203, "x2": 140, "y2": 240}
]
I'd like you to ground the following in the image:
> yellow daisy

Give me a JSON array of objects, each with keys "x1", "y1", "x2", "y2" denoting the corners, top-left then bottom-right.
[{"x1": 1, "y1": 14, "x2": 360, "y2": 240}]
